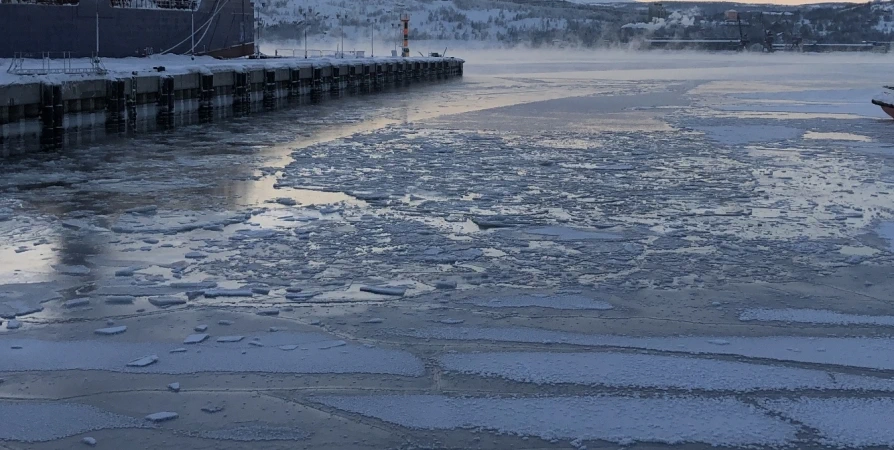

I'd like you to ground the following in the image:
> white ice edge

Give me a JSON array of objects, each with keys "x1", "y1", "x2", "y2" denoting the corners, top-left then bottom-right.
[
  {"x1": 439, "y1": 351, "x2": 894, "y2": 391},
  {"x1": 316, "y1": 394, "x2": 797, "y2": 446},
  {"x1": 740, "y1": 308, "x2": 894, "y2": 327},
  {"x1": 407, "y1": 326, "x2": 894, "y2": 370}
]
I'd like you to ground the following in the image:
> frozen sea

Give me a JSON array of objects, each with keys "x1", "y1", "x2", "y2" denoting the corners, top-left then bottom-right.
[{"x1": 1, "y1": 50, "x2": 894, "y2": 449}]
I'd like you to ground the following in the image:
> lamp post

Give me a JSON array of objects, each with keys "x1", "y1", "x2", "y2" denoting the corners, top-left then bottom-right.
[
  {"x1": 95, "y1": 0, "x2": 99, "y2": 56},
  {"x1": 302, "y1": 13, "x2": 307, "y2": 58},
  {"x1": 190, "y1": 1, "x2": 195, "y2": 54},
  {"x1": 370, "y1": 18, "x2": 374, "y2": 57}
]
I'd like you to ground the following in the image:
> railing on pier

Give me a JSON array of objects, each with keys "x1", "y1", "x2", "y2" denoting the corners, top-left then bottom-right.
[
  {"x1": 6, "y1": 52, "x2": 108, "y2": 75},
  {"x1": 272, "y1": 49, "x2": 369, "y2": 59},
  {"x1": 275, "y1": 49, "x2": 324, "y2": 58}
]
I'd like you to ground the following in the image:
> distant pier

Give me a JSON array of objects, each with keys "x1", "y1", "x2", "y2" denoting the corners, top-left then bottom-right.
[{"x1": 0, "y1": 56, "x2": 464, "y2": 156}]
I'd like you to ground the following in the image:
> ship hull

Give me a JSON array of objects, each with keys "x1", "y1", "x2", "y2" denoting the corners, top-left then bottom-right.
[
  {"x1": 872, "y1": 89, "x2": 894, "y2": 120},
  {"x1": 0, "y1": 0, "x2": 254, "y2": 58}
]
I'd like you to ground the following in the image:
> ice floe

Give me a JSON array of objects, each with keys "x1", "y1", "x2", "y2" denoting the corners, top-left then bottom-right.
[
  {"x1": 0, "y1": 333, "x2": 423, "y2": 375},
  {"x1": 761, "y1": 397, "x2": 894, "y2": 447},
  {"x1": 439, "y1": 352, "x2": 894, "y2": 391},
  {"x1": 316, "y1": 394, "x2": 796, "y2": 446},
  {"x1": 408, "y1": 326, "x2": 894, "y2": 370},
  {"x1": 740, "y1": 308, "x2": 894, "y2": 327},
  {"x1": 0, "y1": 402, "x2": 141, "y2": 442}
]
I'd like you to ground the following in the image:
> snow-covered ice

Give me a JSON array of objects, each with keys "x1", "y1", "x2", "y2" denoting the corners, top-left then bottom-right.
[
  {"x1": 145, "y1": 411, "x2": 178, "y2": 423},
  {"x1": 740, "y1": 308, "x2": 894, "y2": 326},
  {"x1": 409, "y1": 326, "x2": 894, "y2": 370},
  {"x1": 94, "y1": 326, "x2": 128, "y2": 336},
  {"x1": 439, "y1": 352, "x2": 894, "y2": 391},
  {"x1": 0, "y1": 402, "x2": 141, "y2": 442},
  {"x1": 316, "y1": 395, "x2": 797, "y2": 446},
  {"x1": 0, "y1": 333, "x2": 423, "y2": 375},
  {"x1": 761, "y1": 397, "x2": 894, "y2": 447},
  {"x1": 126, "y1": 355, "x2": 159, "y2": 367},
  {"x1": 183, "y1": 334, "x2": 209, "y2": 344}
]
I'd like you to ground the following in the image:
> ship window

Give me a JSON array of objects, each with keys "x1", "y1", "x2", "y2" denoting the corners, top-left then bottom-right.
[{"x1": 110, "y1": 0, "x2": 198, "y2": 9}]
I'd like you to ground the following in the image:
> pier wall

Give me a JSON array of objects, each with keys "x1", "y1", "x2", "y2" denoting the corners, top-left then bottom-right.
[{"x1": 0, "y1": 57, "x2": 464, "y2": 156}]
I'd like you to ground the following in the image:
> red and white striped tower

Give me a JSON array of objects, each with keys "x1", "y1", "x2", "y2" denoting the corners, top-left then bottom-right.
[{"x1": 400, "y1": 13, "x2": 410, "y2": 57}]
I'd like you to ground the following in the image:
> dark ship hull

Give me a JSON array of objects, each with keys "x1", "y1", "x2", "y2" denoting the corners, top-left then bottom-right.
[{"x1": 0, "y1": 0, "x2": 254, "y2": 59}]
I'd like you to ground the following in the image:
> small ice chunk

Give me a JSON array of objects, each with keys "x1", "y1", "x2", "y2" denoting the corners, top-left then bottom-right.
[
  {"x1": 439, "y1": 319, "x2": 465, "y2": 325},
  {"x1": 708, "y1": 339, "x2": 731, "y2": 346},
  {"x1": 6, "y1": 320, "x2": 21, "y2": 330},
  {"x1": 115, "y1": 267, "x2": 137, "y2": 277},
  {"x1": 126, "y1": 205, "x2": 157, "y2": 215},
  {"x1": 145, "y1": 411, "x2": 178, "y2": 422},
  {"x1": 279, "y1": 345, "x2": 299, "y2": 351},
  {"x1": 218, "y1": 320, "x2": 233, "y2": 325},
  {"x1": 148, "y1": 296, "x2": 186, "y2": 307},
  {"x1": 63, "y1": 298, "x2": 91, "y2": 308},
  {"x1": 204, "y1": 289, "x2": 253, "y2": 298},
  {"x1": 194, "y1": 325, "x2": 208, "y2": 332},
  {"x1": 251, "y1": 287, "x2": 271, "y2": 295},
  {"x1": 201, "y1": 405, "x2": 224, "y2": 414},
  {"x1": 104, "y1": 296, "x2": 135, "y2": 305},
  {"x1": 94, "y1": 326, "x2": 127, "y2": 335},
  {"x1": 82, "y1": 437, "x2": 97, "y2": 446},
  {"x1": 318, "y1": 340, "x2": 347, "y2": 349},
  {"x1": 168, "y1": 382, "x2": 180, "y2": 393},
  {"x1": 274, "y1": 197, "x2": 297, "y2": 206},
  {"x1": 363, "y1": 318, "x2": 385, "y2": 324},
  {"x1": 183, "y1": 334, "x2": 209, "y2": 344},
  {"x1": 435, "y1": 281, "x2": 457, "y2": 290},
  {"x1": 184, "y1": 252, "x2": 207, "y2": 259},
  {"x1": 216, "y1": 336, "x2": 244, "y2": 343},
  {"x1": 360, "y1": 286, "x2": 406, "y2": 296},
  {"x1": 169, "y1": 348, "x2": 187, "y2": 353},
  {"x1": 127, "y1": 355, "x2": 159, "y2": 367},
  {"x1": 256, "y1": 308, "x2": 280, "y2": 316}
]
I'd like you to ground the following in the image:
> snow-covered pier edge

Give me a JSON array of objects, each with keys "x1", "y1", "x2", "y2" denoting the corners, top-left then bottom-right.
[{"x1": 0, "y1": 55, "x2": 464, "y2": 156}]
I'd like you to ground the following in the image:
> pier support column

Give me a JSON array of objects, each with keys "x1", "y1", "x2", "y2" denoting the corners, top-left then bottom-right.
[
  {"x1": 40, "y1": 83, "x2": 62, "y2": 151},
  {"x1": 199, "y1": 74, "x2": 214, "y2": 122},
  {"x1": 106, "y1": 79, "x2": 127, "y2": 134},
  {"x1": 263, "y1": 70, "x2": 276, "y2": 110},
  {"x1": 233, "y1": 72, "x2": 250, "y2": 115},
  {"x1": 157, "y1": 76, "x2": 175, "y2": 129}
]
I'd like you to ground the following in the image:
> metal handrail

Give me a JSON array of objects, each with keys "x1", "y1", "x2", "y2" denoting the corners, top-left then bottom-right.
[{"x1": 7, "y1": 52, "x2": 108, "y2": 75}]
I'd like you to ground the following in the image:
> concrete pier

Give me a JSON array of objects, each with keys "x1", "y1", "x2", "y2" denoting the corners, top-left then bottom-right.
[{"x1": 0, "y1": 56, "x2": 464, "y2": 156}]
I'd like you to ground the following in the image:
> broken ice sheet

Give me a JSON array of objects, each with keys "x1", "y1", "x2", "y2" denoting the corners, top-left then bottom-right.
[
  {"x1": 94, "y1": 326, "x2": 127, "y2": 336},
  {"x1": 183, "y1": 334, "x2": 209, "y2": 344},
  {"x1": 462, "y1": 293, "x2": 614, "y2": 310},
  {"x1": 407, "y1": 326, "x2": 894, "y2": 370},
  {"x1": 315, "y1": 394, "x2": 796, "y2": 446},
  {"x1": 144, "y1": 411, "x2": 178, "y2": 423},
  {"x1": 739, "y1": 308, "x2": 894, "y2": 326},
  {"x1": 127, "y1": 355, "x2": 158, "y2": 367},
  {"x1": 438, "y1": 352, "x2": 894, "y2": 391},
  {"x1": 0, "y1": 402, "x2": 141, "y2": 442}
]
